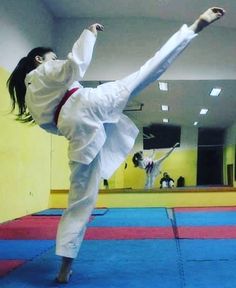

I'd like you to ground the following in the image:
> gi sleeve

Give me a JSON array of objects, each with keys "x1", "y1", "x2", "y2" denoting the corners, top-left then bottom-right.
[{"x1": 39, "y1": 29, "x2": 96, "y2": 87}]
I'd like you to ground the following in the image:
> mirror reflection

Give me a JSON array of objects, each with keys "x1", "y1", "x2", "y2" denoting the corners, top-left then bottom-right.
[{"x1": 51, "y1": 80, "x2": 236, "y2": 190}]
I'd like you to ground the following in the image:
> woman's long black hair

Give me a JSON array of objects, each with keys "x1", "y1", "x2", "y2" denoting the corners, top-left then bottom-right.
[
  {"x1": 7, "y1": 47, "x2": 53, "y2": 123},
  {"x1": 132, "y1": 151, "x2": 143, "y2": 167}
]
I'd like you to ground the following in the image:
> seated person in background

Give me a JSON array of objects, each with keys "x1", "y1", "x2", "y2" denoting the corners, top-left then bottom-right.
[{"x1": 160, "y1": 172, "x2": 175, "y2": 188}]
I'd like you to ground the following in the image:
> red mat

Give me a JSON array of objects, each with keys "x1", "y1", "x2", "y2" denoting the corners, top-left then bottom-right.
[
  {"x1": 0, "y1": 226, "x2": 57, "y2": 240},
  {"x1": 2, "y1": 216, "x2": 236, "y2": 240},
  {"x1": 0, "y1": 260, "x2": 25, "y2": 277},
  {"x1": 85, "y1": 227, "x2": 175, "y2": 239},
  {"x1": 175, "y1": 207, "x2": 236, "y2": 212},
  {"x1": 178, "y1": 226, "x2": 236, "y2": 238},
  {"x1": 0, "y1": 216, "x2": 94, "y2": 240}
]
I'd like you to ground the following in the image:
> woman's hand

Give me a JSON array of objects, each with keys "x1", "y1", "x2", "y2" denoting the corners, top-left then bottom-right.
[{"x1": 88, "y1": 23, "x2": 104, "y2": 36}]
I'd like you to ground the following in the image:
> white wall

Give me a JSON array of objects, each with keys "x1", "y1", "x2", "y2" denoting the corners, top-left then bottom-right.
[
  {"x1": 0, "y1": 0, "x2": 54, "y2": 222},
  {"x1": 224, "y1": 122, "x2": 236, "y2": 187},
  {"x1": 0, "y1": 0, "x2": 54, "y2": 70},
  {"x1": 180, "y1": 126, "x2": 198, "y2": 149},
  {"x1": 54, "y1": 17, "x2": 236, "y2": 80},
  {"x1": 225, "y1": 122, "x2": 236, "y2": 146}
]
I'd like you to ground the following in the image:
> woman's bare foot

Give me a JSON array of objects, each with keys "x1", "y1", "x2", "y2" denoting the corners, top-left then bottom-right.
[
  {"x1": 56, "y1": 270, "x2": 72, "y2": 284},
  {"x1": 199, "y1": 7, "x2": 225, "y2": 26},
  {"x1": 56, "y1": 257, "x2": 73, "y2": 284},
  {"x1": 190, "y1": 7, "x2": 225, "y2": 33}
]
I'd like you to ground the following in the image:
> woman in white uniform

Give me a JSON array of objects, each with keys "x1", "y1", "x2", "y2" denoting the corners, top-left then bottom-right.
[
  {"x1": 132, "y1": 143, "x2": 179, "y2": 189},
  {"x1": 7, "y1": 8, "x2": 225, "y2": 283}
]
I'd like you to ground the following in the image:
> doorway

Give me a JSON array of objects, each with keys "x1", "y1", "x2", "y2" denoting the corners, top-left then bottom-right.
[
  {"x1": 227, "y1": 164, "x2": 234, "y2": 186},
  {"x1": 197, "y1": 146, "x2": 223, "y2": 185}
]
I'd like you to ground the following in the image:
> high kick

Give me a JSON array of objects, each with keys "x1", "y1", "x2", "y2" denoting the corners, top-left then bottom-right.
[
  {"x1": 118, "y1": 24, "x2": 196, "y2": 99},
  {"x1": 55, "y1": 24, "x2": 196, "y2": 260},
  {"x1": 7, "y1": 7, "x2": 225, "y2": 283}
]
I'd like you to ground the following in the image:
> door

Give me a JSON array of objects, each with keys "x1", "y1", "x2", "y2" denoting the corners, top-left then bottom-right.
[
  {"x1": 197, "y1": 146, "x2": 223, "y2": 185},
  {"x1": 227, "y1": 164, "x2": 234, "y2": 186}
]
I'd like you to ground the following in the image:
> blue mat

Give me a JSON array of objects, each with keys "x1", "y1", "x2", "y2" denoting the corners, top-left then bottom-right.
[
  {"x1": 181, "y1": 239, "x2": 236, "y2": 288},
  {"x1": 175, "y1": 211, "x2": 236, "y2": 226},
  {"x1": 33, "y1": 209, "x2": 63, "y2": 216},
  {"x1": 2, "y1": 239, "x2": 236, "y2": 287},
  {"x1": 88, "y1": 208, "x2": 171, "y2": 227},
  {"x1": 33, "y1": 208, "x2": 108, "y2": 216},
  {"x1": 3, "y1": 239, "x2": 236, "y2": 287},
  {"x1": 181, "y1": 239, "x2": 236, "y2": 261},
  {"x1": 0, "y1": 240, "x2": 54, "y2": 260},
  {"x1": 184, "y1": 261, "x2": 236, "y2": 288},
  {"x1": 0, "y1": 240, "x2": 180, "y2": 287}
]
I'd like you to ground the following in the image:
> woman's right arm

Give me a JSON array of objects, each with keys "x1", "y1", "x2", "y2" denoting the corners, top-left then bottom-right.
[{"x1": 39, "y1": 23, "x2": 104, "y2": 87}]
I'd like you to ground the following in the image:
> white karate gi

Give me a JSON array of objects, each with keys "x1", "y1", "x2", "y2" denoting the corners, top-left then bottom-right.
[
  {"x1": 25, "y1": 25, "x2": 196, "y2": 258},
  {"x1": 139, "y1": 156, "x2": 166, "y2": 189},
  {"x1": 139, "y1": 146, "x2": 178, "y2": 189},
  {"x1": 138, "y1": 157, "x2": 162, "y2": 189}
]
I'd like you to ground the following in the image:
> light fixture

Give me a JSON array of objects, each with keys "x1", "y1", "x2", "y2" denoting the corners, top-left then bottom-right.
[
  {"x1": 161, "y1": 105, "x2": 169, "y2": 111},
  {"x1": 210, "y1": 88, "x2": 221, "y2": 97},
  {"x1": 200, "y1": 108, "x2": 208, "y2": 115},
  {"x1": 159, "y1": 82, "x2": 168, "y2": 91},
  {"x1": 163, "y1": 118, "x2": 169, "y2": 123}
]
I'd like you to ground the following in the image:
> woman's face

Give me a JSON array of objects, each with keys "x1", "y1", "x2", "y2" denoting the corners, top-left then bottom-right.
[
  {"x1": 35, "y1": 52, "x2": 57, "y2": 66},
  {"x1": 43, "y1": 52, "x2": 57, "y2": 62}
]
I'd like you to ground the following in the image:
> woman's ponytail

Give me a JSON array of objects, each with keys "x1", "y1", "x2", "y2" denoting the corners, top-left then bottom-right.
[{"x1": 7, "y1": 47, "x2": 53, "y2": 123}]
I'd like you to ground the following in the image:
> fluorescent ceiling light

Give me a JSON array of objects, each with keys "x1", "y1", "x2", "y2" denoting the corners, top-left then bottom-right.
[
  {"x1": 161, "y1": 105, "x2": 169, "y2": 111},
  {"x1": 163, "y1": 118, "x2": 169, "y2": 123},
  {"x1": 159, "y1": 82, "x2": 168, "y2": 91},
  {"x1": 200, "y1": 108, "x2": 208, "y2": 115},
  {"x1": 210, "y1": 88, "x2": 221, "y2": 97},
  {"x1": 193, "y1": 122, "x2": 198, "y2": 126}
]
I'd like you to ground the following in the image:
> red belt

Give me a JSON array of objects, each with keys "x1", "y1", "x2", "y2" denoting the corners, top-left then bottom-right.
[{"x1": 54, "y1": 87, "x2": 79, "y2": 125}]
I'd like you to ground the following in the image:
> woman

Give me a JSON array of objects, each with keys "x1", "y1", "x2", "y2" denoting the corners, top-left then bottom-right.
[
  {"x1": 7, "y1": 7, "x2": 225, "y2": 283},
  {"x1": 133, "y1": 143, "x2": 179, "y2": 189}
]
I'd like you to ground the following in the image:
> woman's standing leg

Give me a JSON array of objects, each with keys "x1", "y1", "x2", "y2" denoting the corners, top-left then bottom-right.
[
  {"x1": 148, "y1": 161, "x2": 162, "y2": 188},
  {"x1": 149, "y1": 173, "x2": 157, "y2": 189},
  {"x1": 56, "y1": 153, "x2": 102, "y2": 282},
  {"x1": 144, "y1": 174, "x2": 152, "y2": 189}
]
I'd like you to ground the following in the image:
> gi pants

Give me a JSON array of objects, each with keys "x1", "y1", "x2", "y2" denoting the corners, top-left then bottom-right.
[
  {"x1": 144, "y1": 160, "x2": 163, "y2": 189},
  {"x1": 56, "y1": 154, "x2": 101, "y2": 258}
]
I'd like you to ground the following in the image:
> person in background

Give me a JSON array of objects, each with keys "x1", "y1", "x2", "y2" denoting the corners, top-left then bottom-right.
[{"x1": 160, "y1": 172, "x2": 175, "y2": 188}]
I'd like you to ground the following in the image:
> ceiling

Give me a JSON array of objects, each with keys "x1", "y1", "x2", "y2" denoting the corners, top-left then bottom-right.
[
  {"x1": 43, "y1": 0, "x2": 236, "y2": 129},
  {"x1": 126, "y1": 80, "x2": 236, "y2": 129},
  {"x1": 43, "y1": 0, "x2": 236, "y2": 29}
]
